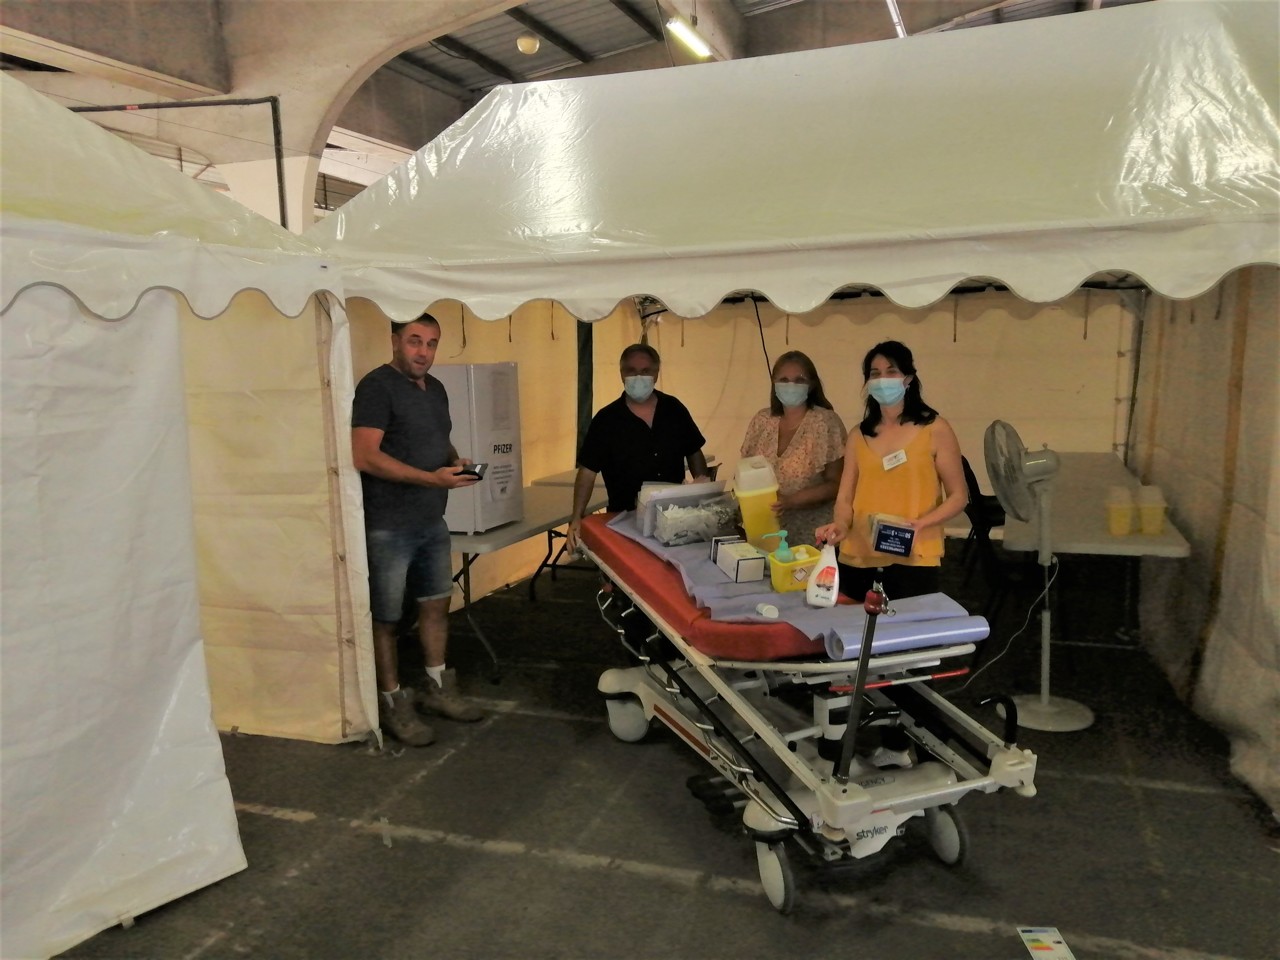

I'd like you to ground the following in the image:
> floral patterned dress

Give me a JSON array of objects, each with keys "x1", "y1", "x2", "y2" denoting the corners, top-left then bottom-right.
[{"x1": 739, "y1": 406, "x2": 847, "y2": 547}]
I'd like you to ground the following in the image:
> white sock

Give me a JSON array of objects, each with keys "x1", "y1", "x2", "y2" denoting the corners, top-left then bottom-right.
[
  {"x1": 425, "y1": 665, "x2": 445, "y2": 687},
  {"x1": 380, "y1": 686, "x2": 400, "y2": 705}
]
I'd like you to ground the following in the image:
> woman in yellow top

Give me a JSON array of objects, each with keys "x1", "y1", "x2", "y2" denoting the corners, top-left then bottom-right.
[
  {"x1": 739, "y1": 351, "x2": 847, "y2": 548},
  {"x1": 815, "y1": 341, "x2": 967, "y2": 601}
]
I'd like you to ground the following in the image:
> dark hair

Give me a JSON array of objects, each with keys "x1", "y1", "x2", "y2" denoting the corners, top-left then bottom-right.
[
  {"x1": 768, "y1": 350, "x2": 835, "y2": 416},
  {"x1": 392, "y1": 311, "x2": 441, "y2": 335},
  {"x1": 858, "y1": 340, "x2": 938, "y2": 436},
  {"x1": 619, "y1": 343, "x2": 660, "y2": 367}
]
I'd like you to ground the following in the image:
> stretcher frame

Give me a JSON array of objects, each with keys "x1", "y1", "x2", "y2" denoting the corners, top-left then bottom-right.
[{"x1": 582, "y1": 535, "x2": 1038, "y2": 913}]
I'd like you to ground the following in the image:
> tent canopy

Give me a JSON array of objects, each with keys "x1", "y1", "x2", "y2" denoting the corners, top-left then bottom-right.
[
  {"x1": 0, "y1": 75, "x2": 335, "y2": 319},
  {"x1": 310, "y1": 0, "x2": 1279, "y2": 321}
]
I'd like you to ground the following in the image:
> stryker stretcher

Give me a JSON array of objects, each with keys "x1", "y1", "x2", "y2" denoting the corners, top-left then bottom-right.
[{"x1": 580, "y1": 514, "x2": 1038, "y2": 913}]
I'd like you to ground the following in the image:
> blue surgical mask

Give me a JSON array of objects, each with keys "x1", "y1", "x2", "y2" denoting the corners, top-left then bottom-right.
[
  {"x1": 623, "y1": 375, "x2": 655, "y2": 403},
  {"x1": 774, "y1": 382, "x2": 809, "y2": 408},
  {"x1": 867, "y1": 377, "x2": 907, "y2": 406}
]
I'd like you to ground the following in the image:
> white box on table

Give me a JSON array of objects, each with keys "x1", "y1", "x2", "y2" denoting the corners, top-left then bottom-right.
[
  {"x1": 715, "y1": 541, "x2": 767, "y2": 582},
  {"x1": 434, "y1": 362, "x2": 523, "y2": 533}
]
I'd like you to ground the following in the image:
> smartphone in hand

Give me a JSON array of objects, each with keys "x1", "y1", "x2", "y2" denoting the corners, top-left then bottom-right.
[{"x1": 456, "y1": 462, "x2": 488, "y2": 479}]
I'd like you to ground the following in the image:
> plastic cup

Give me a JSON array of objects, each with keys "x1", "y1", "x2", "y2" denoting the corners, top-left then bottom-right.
[{"x1": 1106, "y1": 486, "x2": 1134, "y2": 536}]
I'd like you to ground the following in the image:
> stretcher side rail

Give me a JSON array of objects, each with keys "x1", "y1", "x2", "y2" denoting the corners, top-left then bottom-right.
[{"x1": 587, "y1": 544, "x2": 1035, "y2": 822}]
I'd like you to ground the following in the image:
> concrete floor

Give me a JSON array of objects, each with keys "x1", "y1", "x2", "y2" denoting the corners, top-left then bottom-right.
[{"x1": 62, "y1": 553, "x2": 1279, "y2": 960}]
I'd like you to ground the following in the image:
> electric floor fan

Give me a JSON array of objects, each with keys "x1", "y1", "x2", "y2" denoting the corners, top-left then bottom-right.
[{"x1": 983, "y1": 420, "x2": 1094, "y2": 732}]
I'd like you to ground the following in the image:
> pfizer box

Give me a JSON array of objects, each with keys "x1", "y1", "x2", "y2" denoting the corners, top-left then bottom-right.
[
  {"x1": 871, "y1": 514, "x2": 915, "y2": 557},
  {"x1": 715, "y1": 541, "x2": 767, "y2": 582}
]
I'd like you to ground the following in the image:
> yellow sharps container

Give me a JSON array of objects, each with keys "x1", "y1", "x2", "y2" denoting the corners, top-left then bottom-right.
[{"x1": 734, "y1": 456, "x2": 779, "y2": 550}]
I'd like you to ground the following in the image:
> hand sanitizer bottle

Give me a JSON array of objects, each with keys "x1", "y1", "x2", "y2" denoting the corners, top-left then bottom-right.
[{"x1": 806, "y1": 541, "x2": 840, "y2": 608}]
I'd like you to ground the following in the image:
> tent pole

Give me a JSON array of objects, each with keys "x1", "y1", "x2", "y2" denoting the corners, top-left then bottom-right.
[
  {"x1": 576, "y1": 319, "x2": 593, "y2": 456},
  {"x1": 71, "y1": 96, "x2": 289, "y2": 228}
]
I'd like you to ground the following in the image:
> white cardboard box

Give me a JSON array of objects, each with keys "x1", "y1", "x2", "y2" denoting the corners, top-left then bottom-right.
[
  {"x1": 433, "y1": 362, "x2": 524, "y2": 533},
  {"x1": 715, "y1": 541, "x2": 767, "y2": 582}
]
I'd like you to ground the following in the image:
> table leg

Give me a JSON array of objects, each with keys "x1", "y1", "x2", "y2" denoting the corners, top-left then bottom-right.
[
  {"x1": 528, "y1": 531, "x2": 558, "y2": 600},
  {"x1": 1115, "y1": 556, "x2": 1140, "y2": 644},
  {"x1": 453, "y1": 553, "x2": 500, "y2": 680}
]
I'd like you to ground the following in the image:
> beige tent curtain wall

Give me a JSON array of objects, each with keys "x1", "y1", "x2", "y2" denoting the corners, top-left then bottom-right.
[
  {"x1": 1131, "y1": 266, "x2": 1280, "y2": 811},
  {"x1": 182, "y1": 292, "x2": 372, "y2": 744},
  {"x1": 352, "y1": 289, "x2": 1136, "y2": 606},
  {"x1": 627, "y1": 290, "x2": 1138, "y2": 490}
]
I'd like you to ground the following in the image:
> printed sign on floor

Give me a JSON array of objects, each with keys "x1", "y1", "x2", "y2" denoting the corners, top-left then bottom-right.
[{"x1": 1018, "y1": 927, "x2": 1077, "y2": 960}]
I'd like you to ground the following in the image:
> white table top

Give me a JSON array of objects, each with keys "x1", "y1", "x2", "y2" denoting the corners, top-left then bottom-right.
[
  {"x1": 450, "y1": 483, "x2": 607, "y2": 555},
  {"x1": 529, "y1": 468, "x2": 593, "y2": 488},
  {"x1": 1001, "y1": 452, "x2": 1190, "y2": 558},
  {"x1": 530, "y1": 458, "x2": 717, "y2": 489}
]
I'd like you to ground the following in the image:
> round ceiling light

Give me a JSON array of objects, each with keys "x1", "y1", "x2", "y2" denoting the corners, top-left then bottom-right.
[{"x1": 516, "y1": 33, "x2": 540, "y2": 55}]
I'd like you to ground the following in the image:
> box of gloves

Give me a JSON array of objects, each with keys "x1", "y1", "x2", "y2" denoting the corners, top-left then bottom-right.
[{"x1": 714, "y1": 539, "x2": 767, "y2": 582}]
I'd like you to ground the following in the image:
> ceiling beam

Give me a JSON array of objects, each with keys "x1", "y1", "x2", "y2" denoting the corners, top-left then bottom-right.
[
  {"x1": 0, "y1": 24, "x2": 222, "y2": 99},
  {"x1": 916, "y1": 0, "x2": 1032, "y2": 34},
  {"x1": 433, "y1": 35, "x2": 521, "y2": 84},
  {"x1": 392, "y1": 52, "x2": 473, "y2": 101},
  {"x1": 607, "y1": 0, "x2": 663, "y2": 43},
  {"x1": 505, "y1": 8, "x2": 593, "y2": 64}
]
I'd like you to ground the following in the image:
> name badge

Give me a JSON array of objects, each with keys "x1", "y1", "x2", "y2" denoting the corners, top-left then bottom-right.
[{"x1": 882, "y1": 449, "x2": 907, "y2": 471}]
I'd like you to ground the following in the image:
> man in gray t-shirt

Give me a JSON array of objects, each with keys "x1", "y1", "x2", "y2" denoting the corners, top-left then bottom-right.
[{"x1": 352, "y1": 313, "x2": 484, "y2": 746}]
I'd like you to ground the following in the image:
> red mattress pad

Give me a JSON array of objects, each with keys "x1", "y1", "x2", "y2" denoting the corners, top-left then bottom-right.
[{"x1": 580, "y1": 513, "x2": 823, "y2": 661}]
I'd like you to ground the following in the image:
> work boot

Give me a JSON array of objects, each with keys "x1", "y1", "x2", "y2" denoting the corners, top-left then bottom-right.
[
  {"x1": 417, "y1": 670, "x2": 485, "y2": 722},
  {"x1": 379, "y1": 687, "x2": 436, "y2": 746}
]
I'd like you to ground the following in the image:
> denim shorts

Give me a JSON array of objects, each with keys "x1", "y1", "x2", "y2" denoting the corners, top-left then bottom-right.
[{"x1": 365, "y1": 517, "x2": 454, "y2": 622}]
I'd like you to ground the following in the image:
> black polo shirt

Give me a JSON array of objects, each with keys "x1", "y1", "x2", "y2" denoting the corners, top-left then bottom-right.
[{"x1": 578, "y1": 391, "x2": 706, "y2": 512}]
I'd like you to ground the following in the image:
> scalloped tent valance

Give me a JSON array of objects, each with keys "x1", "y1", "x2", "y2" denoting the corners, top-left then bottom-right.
[
  {"x1": 0, "y1": 75, "x2": 338, "y2": 318},
  {"x1": 308, "y1": 0, "x2": 1279, "y2": 322}
]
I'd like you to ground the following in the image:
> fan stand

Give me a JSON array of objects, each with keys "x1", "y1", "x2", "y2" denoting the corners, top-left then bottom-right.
[{"x1": 1011, "y1": 482, "x2": 1095, "y2": 732}]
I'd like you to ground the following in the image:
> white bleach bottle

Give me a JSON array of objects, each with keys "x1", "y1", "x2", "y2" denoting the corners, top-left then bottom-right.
[{"x1": 806, "y1": 541, "x2": 840, "y2": 608}]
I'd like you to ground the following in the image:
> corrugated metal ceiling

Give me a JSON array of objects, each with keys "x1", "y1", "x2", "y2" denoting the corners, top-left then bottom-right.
[{"x1": 400, "y1": 0, "x2": 1152, "y2": 97}]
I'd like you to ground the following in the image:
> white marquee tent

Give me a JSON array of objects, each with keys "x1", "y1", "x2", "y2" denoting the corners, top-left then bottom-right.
[
  {"x1": 0, "y1": 75, "x2": 365, "y2": 958},
  {"x1": 313, "y1": 0, "x2": 1278, "y2": 323},
  {"x1": 310, "y1": 0, "x2": 1278, "y2": 809}
]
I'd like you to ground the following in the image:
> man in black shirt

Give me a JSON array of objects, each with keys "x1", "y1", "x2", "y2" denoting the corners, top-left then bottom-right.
[
  {"x1": 352, "y1": 313, "x2": 485, "y2": 746},
  {"x1": 565, "y1": 343, "x2": 709, "y2": 552}
]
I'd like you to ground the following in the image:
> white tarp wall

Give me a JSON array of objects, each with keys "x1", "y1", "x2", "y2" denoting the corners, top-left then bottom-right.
[
  {"x1": 0, "y1": 76, "x2": 362, "y2": 957},
  {"x1": 1132, "y1": 266, "x2": 1279, "y2": 812},
  {"x1": 0, "y1": 286, "x2": 248, "y2": 959}
]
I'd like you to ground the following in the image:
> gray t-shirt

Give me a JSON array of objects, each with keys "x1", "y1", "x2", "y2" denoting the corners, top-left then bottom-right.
[{"x1": 351, "y1": 364, "x2": 452, "y2": 528}]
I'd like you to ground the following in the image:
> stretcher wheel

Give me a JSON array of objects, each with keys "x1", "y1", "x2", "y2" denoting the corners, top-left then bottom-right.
[
  {"x1": 925, "y1": 805, "x2": 969, "y2": 866},
  {"x1": 605, "y1": 696, "x2": 650, "y2": 743},
  {"x1": 755, "y1": 841, "x2": 797, "y2": 914}
]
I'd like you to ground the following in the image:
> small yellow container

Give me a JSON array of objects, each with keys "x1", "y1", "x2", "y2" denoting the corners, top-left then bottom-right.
[
  {"x1": 769, "y1": 544, "x2": 820, "y2": 593},
  {"x1": 1136, "y1": 485, "x2": 1167, "y2": 535},
  {"x1": 1106, "y1": 486, "x2": 1134, "y2": 536},
  {"x1": 735, "y1": 456, "x2": 780, "y2": 550}
]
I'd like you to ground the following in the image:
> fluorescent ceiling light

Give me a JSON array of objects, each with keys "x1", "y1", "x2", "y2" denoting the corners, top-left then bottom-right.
[{"x1": 665, "y1": 16, "x2": 712, "y2": 58}]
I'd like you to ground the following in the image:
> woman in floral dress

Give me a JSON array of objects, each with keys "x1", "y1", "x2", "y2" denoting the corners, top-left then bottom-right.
[{"x1": 739, "y1": 351, "x2": 846, "y2": 548}]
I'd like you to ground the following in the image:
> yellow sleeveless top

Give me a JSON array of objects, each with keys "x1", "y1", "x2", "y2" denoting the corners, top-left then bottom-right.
[{"x1": 838, "y1": 422, "x2": 944, "y2": 568}]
